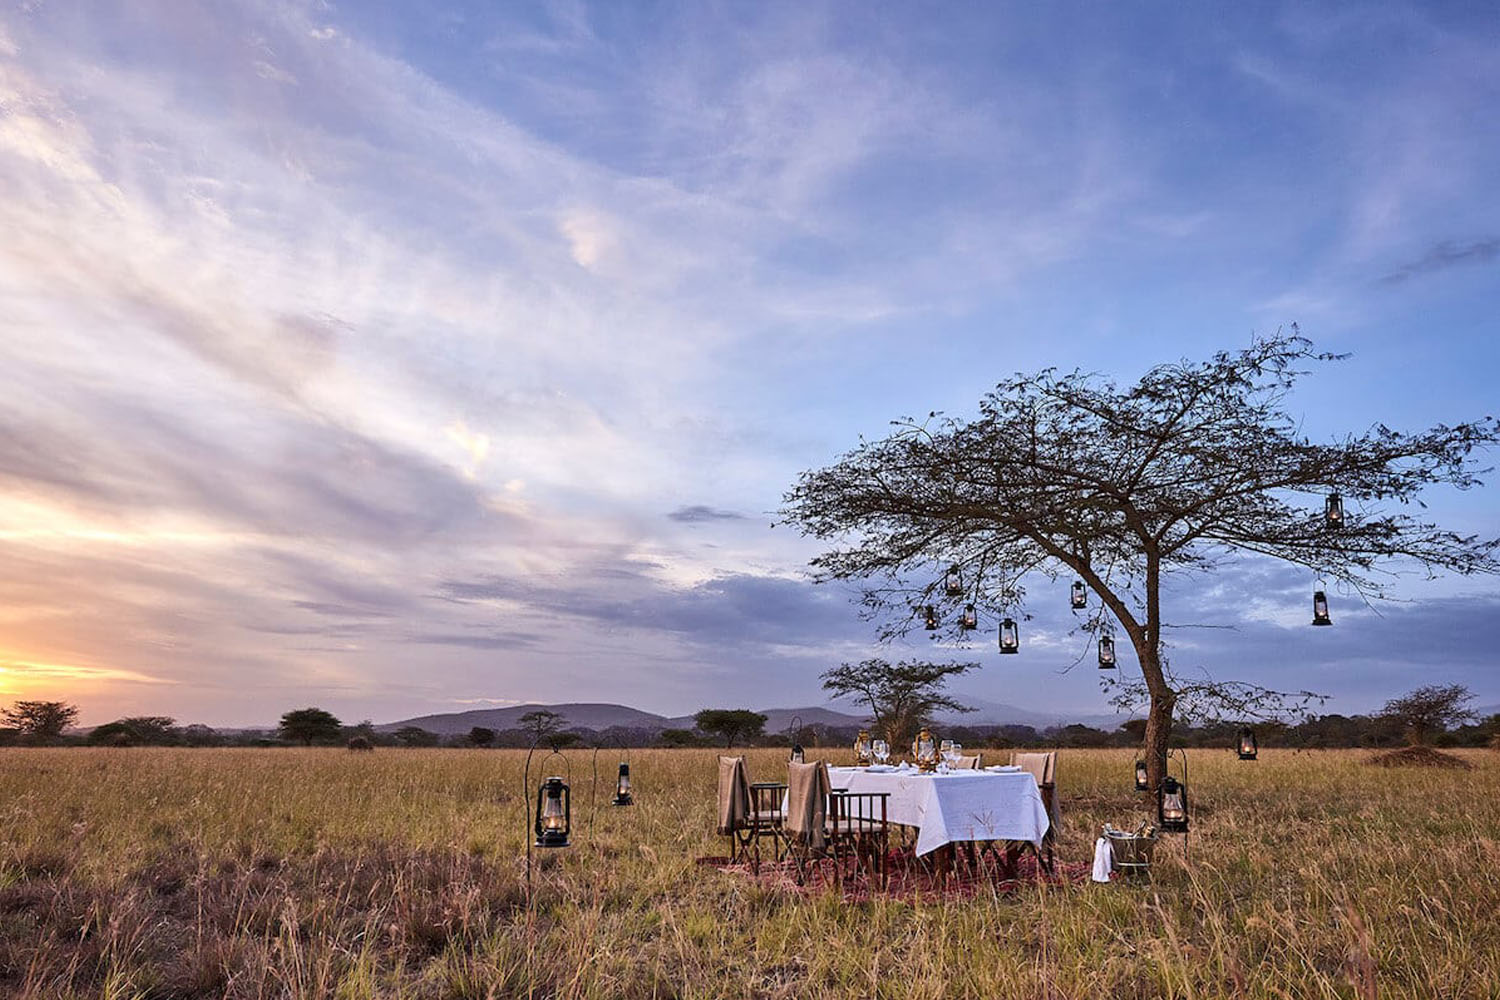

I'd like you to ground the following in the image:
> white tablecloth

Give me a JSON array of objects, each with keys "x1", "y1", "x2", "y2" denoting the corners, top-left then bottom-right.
[{"x1": 826, "y1": 766, "x2": 1050, "y2": 857}]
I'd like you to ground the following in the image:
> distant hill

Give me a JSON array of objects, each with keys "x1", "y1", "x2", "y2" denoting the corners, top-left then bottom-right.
[
  {"x1": 379, "y1": 699, "x2": 1126, "y2": 737},
  {"x1": 377, "y1": 702, "x2": 671, "y2": 736}
]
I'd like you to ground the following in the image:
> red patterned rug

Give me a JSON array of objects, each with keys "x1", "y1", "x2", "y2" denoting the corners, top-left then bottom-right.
[{"x1": 696, "y1": 847, "x2": 1090, "y2": 902}]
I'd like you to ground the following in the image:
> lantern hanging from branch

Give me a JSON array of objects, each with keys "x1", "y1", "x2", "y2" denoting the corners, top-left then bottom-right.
[
  {"x1": 612, "y1": 762, "x2": 633, "y2": 806},
  {"x1": 1071, "y1": 580, "x2": 1087, "y2": 610},
  {"x1": 1237, "y1": 727, "x2": 1258, "y2": 761},
  {"x1": 1097, "y1": 635, "x2": 1116, "y2": 669},
  {"x1": 1134, "y1": 758, "x2": 1149, "y2": 792},
  {"x1": 944, "y1": 567, "x2": 963, "y2": 597},
  {"x1": 1312, "y1": 590, "x2": 1332, "y2": 626},
  {"x1": 1325, "y1": 492, "x2": 1344, "y2": 529},
  {"x1": 923, "y1": 606, "x2": 938, "y2": 630},
  {"x1": 998, "y1": 618, "x2": 1019, "y2": 654},
  {"x1": 960, "y1": 604, "x2": 978, "y2": 630},
  {"x1": 535, "y1": 775, "x2": 571, "y2": 848}
]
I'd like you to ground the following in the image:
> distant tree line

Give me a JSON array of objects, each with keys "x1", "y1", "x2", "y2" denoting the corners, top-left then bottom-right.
[{"x1": 4, "y1": 689, "x2": 1496, "y2": 750}]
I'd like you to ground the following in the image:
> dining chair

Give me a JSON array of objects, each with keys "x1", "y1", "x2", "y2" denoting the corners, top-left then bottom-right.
[
  {"x1": 717, "y1": 755, "x2": 783, "y2": 873},
  {"x1": 1010, "y1": 750, "x2": 1059, "y2": 872},
  {"x1": 954, "y1": 754, "x2": 981, "y2": 769},
  {"x1": 828, "y1": 787, "x2": 891, "y2": 887}
]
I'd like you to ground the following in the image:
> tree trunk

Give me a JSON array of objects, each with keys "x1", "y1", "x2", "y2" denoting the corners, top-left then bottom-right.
[{"x1": 1136, "y1": 641, "x2": 1176, "y2": 793}]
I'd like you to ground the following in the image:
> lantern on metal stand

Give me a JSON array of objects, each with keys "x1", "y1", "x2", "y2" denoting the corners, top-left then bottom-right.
[
  {"x1": 1157, "y1": 747, "x2": 1189, "y2": 837},
  {"x1": 998, "y1": 618, "x2": 1019, "y2": 654},
  {"x1": 1312, "y1": 589, "x2": 1332, "y2": 626},
  {"x1": 1134, "y1": 758, "x2": 1149, "y2": 792},
  {"x1": 535, "y1": 775, "x2": 571, "y2": 847},
  {"x1": 611, "y1": 762, "x2": 634, "y2": 806},
  {"x1": 1071, "y1": 580, "x2": 1087, "y2": 610},
  {"x1": 1237, "y1": 727, "x2": 1258, "y2": 761},
  {"x1": 1098, "y1": 635, "x2": 1116, "y2": 669}
]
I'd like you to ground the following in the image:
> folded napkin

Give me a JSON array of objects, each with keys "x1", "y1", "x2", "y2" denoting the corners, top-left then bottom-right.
[
  {"x1": 896, "y1": 761, "x2": 913, "y2": 771},
  {"x1": 1091, "y1": 836, "x2": 1113, "y2": 883},
  {"x1": 864, "y1": 764, "x2": 896, "y2": 772}
]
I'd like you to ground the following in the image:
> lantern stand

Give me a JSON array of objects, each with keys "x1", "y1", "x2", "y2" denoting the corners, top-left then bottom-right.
[
  {"x1": 522, "y1": 739, "x2": 573, "y2": 906},
  {"x1": 786, "y1": 714, "x2": 806, "y2": 762},
  {"x1": 1237, "y1": 726, "x2": 1258, "y2": 761},
  {"x1": 1155, "y1": 747, "x2": 1190, "y2": 861}
]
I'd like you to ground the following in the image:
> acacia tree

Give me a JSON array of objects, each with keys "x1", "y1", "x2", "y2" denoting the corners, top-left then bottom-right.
[
  {"x1": 2, "y1": 700, "x2": 79, "y2": 743},
  {"x1": 693, "y1": 709, "x2": 768, "y2": 747},
  {"x1": 1381, "y1": 684, "x2": 1476, "y2": 746},
  {"x1": 782, "y1": 334, "x2": 1499, "y2": 789},
  {"x1": 820, "y1": 658, "x2": 978, "y2": 747}
]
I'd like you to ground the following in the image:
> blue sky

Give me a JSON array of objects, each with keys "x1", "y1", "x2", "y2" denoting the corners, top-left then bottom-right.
[{"x1": 1, "y1": 1, "x2": 1497, "y2": 727}]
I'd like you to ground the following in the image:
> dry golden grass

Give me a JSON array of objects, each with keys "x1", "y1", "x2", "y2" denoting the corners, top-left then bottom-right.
[{"x1": 1, "y1": 746, "x2": 1497, "y2": 999}]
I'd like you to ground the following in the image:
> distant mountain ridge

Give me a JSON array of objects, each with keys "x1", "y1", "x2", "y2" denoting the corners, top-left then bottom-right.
[{"x1": 378, "y1": 699, "x2": 1127, "y2": 736}]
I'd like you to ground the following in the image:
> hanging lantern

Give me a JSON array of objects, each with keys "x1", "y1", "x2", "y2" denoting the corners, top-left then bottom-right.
[
  {"x1": 1134, "y1": 758, "x2": 1149, "y2": 792},
  {"x1": 611, "y1": 762, "x2": 634, "y2": 806},
  {"x1": 790, "y1": 743, "x2": 805, "y2": 764},
  {"x1": 923, "y1": 606, "x2": 938, "y2": 630},
  {"x1": 960, "y1": 604, "x2": 978, "y2": 630},
  {"x1": 1237, "y1": 727, "x2": 1258, "y2": 761},
  {"x1": 1071, "y1": 580, "x2": 1087, "y2": 610},
  {"x1": 534, "y1": 775, "x2": 571, "y2": 848},
  {"x1": 998, "y1": 617, "x2": 1019, "y2": 654},
  {"x1": 1325, "y1": 492, "x2": 1344, "y2": 529},
  {"x1": 1158, "y1": 775, "x2": 1188, "y2": 834},
  {"x1": 1098, "y1": 635, "x2": 1116, "y2": 669},
  {"x1": 1312, "y1": 590, "x2": 1332, "y2": 626},
  {"x1": 912, "y1": 728, "x2": 938, "y2": 771},
  {"x1": 944, "y1": 567, "x2": 963, "y2": 597},
  {"x1": 853, "y1": 729, "x2": 872, "y2": 764}
]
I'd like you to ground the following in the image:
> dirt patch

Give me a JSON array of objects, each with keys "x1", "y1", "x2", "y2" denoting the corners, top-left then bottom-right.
[{"x1": 1366, "y1": 745, "x2": 1473, "y2": 769}]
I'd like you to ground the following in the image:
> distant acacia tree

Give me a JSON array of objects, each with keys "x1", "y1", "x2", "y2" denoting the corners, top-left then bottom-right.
[
  {"x1": 693, "y1": 709, "x2": 768, "y2": 748},
  {"x1": 518, "y1": 709, "x2": 567, "y2": 745},
  {"x1": 782, "y1": 333, "x2": 1500, "y2": 788},
  {"x1": 468, "y1": 726, "x2": 497, "y2": 748},
  {"x1": 87, "y1": 716, "x2": 178, "y2": 746},
  {"x1": 820, "y1": 659, "x2": 977, "y2": 747},
  {"x1": 393, "y1": 726, "x2": 440, "y2": 748},
  {"x1": 278, "y1": 707, "x2": 342, "y2": 746},
  {"x1": 1381, "y1": 685, "x2": 1477, "y2": 746},
  {"x1": 2, "y1": 700, "x2": 79, "y2": 743}
]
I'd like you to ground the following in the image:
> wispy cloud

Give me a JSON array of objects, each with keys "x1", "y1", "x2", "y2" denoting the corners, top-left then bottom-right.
[{"x1": 1379, "y1": 238, "x2": 1500, "y2": 285}]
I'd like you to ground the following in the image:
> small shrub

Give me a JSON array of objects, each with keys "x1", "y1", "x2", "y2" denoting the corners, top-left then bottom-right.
[{"x1": 347, "y1": 736, "x2": 374, "y2": 753}]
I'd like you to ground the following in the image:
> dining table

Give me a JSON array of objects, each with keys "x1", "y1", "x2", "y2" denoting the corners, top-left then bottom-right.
[{"x1": 825, "y1": 764, "x2": 1050, "y2": 858}]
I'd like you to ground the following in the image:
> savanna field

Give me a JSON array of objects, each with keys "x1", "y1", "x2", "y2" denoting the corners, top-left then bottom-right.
[{"x1": 1, "y1": 747, "x2": 1497, "y2": 1000}]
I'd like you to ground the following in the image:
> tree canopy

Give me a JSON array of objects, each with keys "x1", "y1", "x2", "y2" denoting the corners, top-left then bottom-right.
[
  {"x1": 693, "y1": 709, "x2": 768, "y2": 747},
  {"x1": 2, "y1": 700, "x2": 79, "y2": 742},
  {"x1": 278, "y1": 707, "x2": 343, "y2": 746},
  {"x1": 1381, "y1": 685, "x2": 1477, "y2": 746},
  {"x1": 820, "y1": 658, "x2": 978, "y2": 747},
  {"x1": 782, "y1": 333, "x2": 1500, "y2": 786}
]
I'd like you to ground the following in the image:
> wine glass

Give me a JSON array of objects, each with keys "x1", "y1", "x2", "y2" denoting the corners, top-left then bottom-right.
[
  {"x1": 872, "y1": 739, "x2": 888, "y2": 765},
  {"x1": 951, "y1": 742, "x2": 964, "y2": 767}
]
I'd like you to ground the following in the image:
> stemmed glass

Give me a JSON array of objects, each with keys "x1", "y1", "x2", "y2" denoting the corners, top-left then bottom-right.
[
  {"x1": 872, "y1": 739, "x2": 889, "y2": 765},
  {"x1": 939, "y1": 739, "x2": 954, "y2": 771},
  {"x1": 950, "y1": 742, "x2": 964, "y2": 767}
]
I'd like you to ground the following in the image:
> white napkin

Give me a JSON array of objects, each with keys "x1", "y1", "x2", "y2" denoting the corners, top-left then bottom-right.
[
  {"x1": 1091, "y1": 836, "x2": 1113, "y2": 883},
  {"x1": 985, "y1": 765, "x2": 1022, "y2": 772},
  {"x1": 896, "y1": 761, "x2": 912, "y2": 771},
  {"x1": 864, "y1": 764, "x2": 896, "y2": 772}
]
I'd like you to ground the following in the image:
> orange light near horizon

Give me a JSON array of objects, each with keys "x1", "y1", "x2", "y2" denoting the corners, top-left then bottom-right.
[{"x1": 0, "y1": 657, "x2": 175, "y2": 697}]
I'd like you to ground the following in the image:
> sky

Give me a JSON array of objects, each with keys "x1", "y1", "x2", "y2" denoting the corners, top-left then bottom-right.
[{"x1": 1, "y1": 1, "x2": 1498, "y2": 728}]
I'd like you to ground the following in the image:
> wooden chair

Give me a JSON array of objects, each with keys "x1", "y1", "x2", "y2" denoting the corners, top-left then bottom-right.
[
  {"x1": 828, "y1": 788, "x2": 890, "y2": 887},
  {"x1": 785, "y1": 763, "x2": 889, "y2": 886},
  {"x1": 1010, "y1": 750, "x2": 1059, "y2": 872},
  {"x1": 717, "y1": 756, "x2": 784, "y2": 872}
]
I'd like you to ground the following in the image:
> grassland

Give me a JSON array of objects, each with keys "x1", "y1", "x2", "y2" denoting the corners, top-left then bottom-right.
[{"x1": 1, "y1": 746, "x2": 1497, "y2": 999}]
